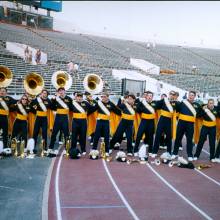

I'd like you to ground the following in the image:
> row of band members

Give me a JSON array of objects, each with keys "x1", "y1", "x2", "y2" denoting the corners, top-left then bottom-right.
[{"x1": 0, "y1": 87, "x2": 220, "y2": 162}]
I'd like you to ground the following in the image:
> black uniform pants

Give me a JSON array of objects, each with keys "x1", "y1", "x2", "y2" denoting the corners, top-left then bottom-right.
[
  {"x1": 0, "y1": 115, "x2": 8, "y2": 148},
  {"x1": 49, "y1": 115, "x2": 69, "y2": 149},
  {"x1": 11, "y1": 119, "x2": 28, "y2": 144},
  {"x1": 33, "y1": 116, "x2": 48, "y2": 150},
  {"x1": 110, "y1": 119, "x2": 134, "y2": 153},
  {"x1": 195, "y1": 126, "x2": 216, "y2": 160},
  {"x1": 71, "y1": 118, "x2": 87, "y2": 153},
  {"x1": 93, "y1": 120, "x2": 110, "y2": 152},
  {"x1": 173, "y1": 120, "x2": 194, "y2": 157},
  {"x1": 134, "y1": 119, "x2": 154, "y2": 153},
  {"x1": 153, "y1": 116, "x2": 172, "y2": 154}
]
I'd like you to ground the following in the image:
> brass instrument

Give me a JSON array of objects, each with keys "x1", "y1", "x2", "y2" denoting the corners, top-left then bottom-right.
[
  {"x1": 168, "y1": 160, "x2": 181, "y2": 167},
  {"x1": 0, "y1": 65, "x2": 13, "y2": 87},
  {"x1": 65, "y1": 137, "x2": 71, "y2": 158},
  {"x1": 24, "y1": 72, "x2": 44, "y2": 96},
  {"x1": 20, "y1": 139, "x2": 25, "y2": 158},
  {"x1": 52, "y1": 70, "x2": 72, "y2": 90},
  {"x1": 100, "y1": 138, "x2": 106, "y2": 159},
  {"x1": 197, "y1": 164, "x2": 212, "y2": 170},
  {"x1": 11, "y1": 138, "x2": 18, "y2": 157},
  {"x1": 83, "y1": 73, "x2": 103, "y2": 94},
  {"x1": 40, "y1": 139, "x2": 45, "y2": 157}
]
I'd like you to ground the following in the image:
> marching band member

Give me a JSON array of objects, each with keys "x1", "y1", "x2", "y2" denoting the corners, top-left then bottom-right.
[
  {"x1": 152, "y1": 91, "x2": 177, "y2": 158},
  {"x1": 0, "y1": 87, "x2": 17, "y2": 153},
  {"x1": 134, "y1": 91, "x2": 157, "y2": 156},
  {"x1": 194, "y1": 99, "x2": 220, "y2": 162},
  {"x1": 70, "y1": 92, "x2": 96, "y2": 156},
  {"x1": 172, "y1": 91, "x2": 202, "y2": 161},
  {"x1": 48, "y1": 87, "x2": 73, "y2": 156},
  {"x1": 11, "y1": 94, "x2": 31, "y2": 147},
  {"x1": 30, "y1": 89, "x2": 52, "y2": 154},
  {"x1": 110, "y1": 93, "x2": 136, "y2": 156},
  {"x1": 91, "y1": 92, "x2": 121, "y2": 157}
]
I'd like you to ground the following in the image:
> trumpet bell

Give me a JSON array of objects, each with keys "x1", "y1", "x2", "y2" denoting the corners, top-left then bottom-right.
[
  {"x1": 24, "y1": 72, "x2": 44, "y2": 96},
  {"x1": 0, "y1": 65, "x2": 13, "y2": 87},
  {"x1": 83, "y1": 74, "x2": 103, "y2": 95},
  {"x1": 52, "y1": 71, "x2": 72, "y2": 91}
]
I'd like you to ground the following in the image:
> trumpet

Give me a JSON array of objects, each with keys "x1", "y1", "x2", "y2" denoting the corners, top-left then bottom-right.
[{"x1": 168, "y1": 160, "x2": 181, "y2": 167}]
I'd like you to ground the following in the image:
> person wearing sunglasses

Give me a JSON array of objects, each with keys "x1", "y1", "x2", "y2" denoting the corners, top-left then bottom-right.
[{"x1": 10, "y1": 94, "x2": 31, "y2": 151}]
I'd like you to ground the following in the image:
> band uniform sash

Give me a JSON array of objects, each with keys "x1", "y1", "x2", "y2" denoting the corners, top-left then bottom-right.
[
  {"x1": 56, "y1": 108, "x2": 69, "y2": 115},
  {"x1": 36, "y1": 110, "x2": 48, "y2": 117},
  {"x1": 97, "y1": 113, "x2": 110, "y2": 120},
  {"x1": 0, "y1": 109, "x2": 9, "y2": 116},
  {"x1": 202, "y1": 120, "x2": 216, "y2": 127},
  {"x1": 179, "y1": 113, "x2": 196, "y2": 123},
  {"x1": 16, "y1": 113, "x2": 28, "y2": 121},
  {"x1": 121, "y1": 113, "x2": 135, "y2": 120},
  {"x1": 73, "y1": 112, "x2": 87, "y2": 119},
  {"x1": 141, "y1": 113, "x2": 156, "y2": 120},
  {"x1": 160, "y1": 110, "x2": 173, "y2": 118}
]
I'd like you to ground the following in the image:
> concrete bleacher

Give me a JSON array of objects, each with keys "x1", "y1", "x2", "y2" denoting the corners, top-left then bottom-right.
[{"x1": 0, "y1": 22, "x2": 220, "y2": 96}]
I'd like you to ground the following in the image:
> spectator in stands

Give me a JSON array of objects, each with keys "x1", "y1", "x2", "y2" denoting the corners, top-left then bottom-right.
[
  {"x1": 28, "y1": 50, "x2": 33, "y2": 64},
  {"x1": 24, "y1": 46, "x2": 29, "y2": 63},
  {"x1": 67, "y1": 61, "x2": 79, "y2": 79},
  {"x1": 35, "y1": 49, "x2": 41, "y2": 64},
  {"x1": 182, "y1": 92, "x2": 187, "y2": 99}
]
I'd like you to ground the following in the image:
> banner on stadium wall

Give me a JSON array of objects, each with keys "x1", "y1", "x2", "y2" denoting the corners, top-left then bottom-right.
[
  {"x1": 6, "y1": 42, "x2": 47, "y2": 65},
  {"x1": 130, "y1": 58, "x2": 160, "y2": 75}
]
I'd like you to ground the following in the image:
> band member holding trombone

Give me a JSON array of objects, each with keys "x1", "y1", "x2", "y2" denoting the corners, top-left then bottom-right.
[{"x1": 30, "y1": 89, "x2": 52, "y2": 154}]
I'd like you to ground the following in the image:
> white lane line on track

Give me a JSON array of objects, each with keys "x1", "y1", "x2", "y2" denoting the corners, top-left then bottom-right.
[
  {"x1": 61, "y1": 205, "x2": 126, "y2": 209},
  {"x1": 202, "y1": 149, "x2": 210, "y2": 155},
  {"x1": 55, "y1": 150, "x2": 64, "y2": 220},
  {"x1": 102, "y1": 159, "x2": 140, "y2": 220},
  {"x1": 194, "y1": 168, "x2": 220, "y2": 186},
  {"x1": 147, "y1": 163, "x2": 213, "y2": 220}
]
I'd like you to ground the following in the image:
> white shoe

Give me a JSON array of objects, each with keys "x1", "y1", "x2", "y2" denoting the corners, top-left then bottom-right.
[
  {"x1": 127, "y1": 153, "x2": 133, "y2": 156},
  {"x1": 77, "y1": 153, "x2": 81, "y2": 157},
  {"x1": 59, "y1": 141, "x2": 63, "y2": 145},
  {"x1": 77, "y1": 142, "x2": 79, "y2": 145},
  {"x1": 132, "y1": 143, "x2": 135, "y2": 147},
  {"x1": 109, "y1": 149, "x2": 113, "y2": 154},
  {"x1": 179, "y1": 147, "x2": 183, "y2": 151},
  {"x1": 134, "y1": 152, "x2": 138, "y2": 157},
  {"x1": 105, "y1": 153, "x2": 109, "y2": 157},
  {"x1": 188, "y1": 157, "x2": 193, "y2": 162},
  {"x1": 151, "y1": 154, "x2": 157, "y2": 158},
  {"x1": 90, "y1": 142, "x2": 93, "y2": 146},
  {"x1": 149, "y1": 153, "x2": 152, "y2": 157},
  {"x1": 115, "y1": 143, "x2": 120, "y2": 147},
  {"x1": 171, "y1": 155, "x2": 177, "y2": 160},
  {"x1": 214, "y1": 158, "x2": 220, "y2": 163},
  {"x1": 82, "y1": 152, "x2": 86, "y2": 156},
  {"x1": 211, "y1": 159, "x2": 216, "y2": 163},
  {"x1": 193, "y1": 157, "x2": 198, "y2": 161}
]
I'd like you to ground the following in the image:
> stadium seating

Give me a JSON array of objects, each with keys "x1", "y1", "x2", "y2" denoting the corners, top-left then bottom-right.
[{"x1": 0, "y1": 22, "x2": 220, "y2": 96}]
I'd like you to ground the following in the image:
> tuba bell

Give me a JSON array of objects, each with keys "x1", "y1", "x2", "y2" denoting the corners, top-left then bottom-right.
[
  {"x1": 0, "y1": 65, "x2": 13, "y2": 87},
  {"x1": 52, "y1": 70, "x2": 72, "y2": 91},
  {"x1": 83, "y1": 74, "x2": 103, "y2": 95},
  {"x1": 24, "y1": 72, "x2": 44, "y2": 96}
]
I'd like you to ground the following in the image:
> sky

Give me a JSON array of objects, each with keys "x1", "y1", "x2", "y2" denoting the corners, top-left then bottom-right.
[{"x1": 51, "y1": 1, "x2": 220, "y2": 49}]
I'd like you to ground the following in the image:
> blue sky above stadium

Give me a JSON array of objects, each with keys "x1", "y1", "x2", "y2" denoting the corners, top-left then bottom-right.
[{"x1": 52, "y1": 1, "x2": 220, "y2": 49}]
